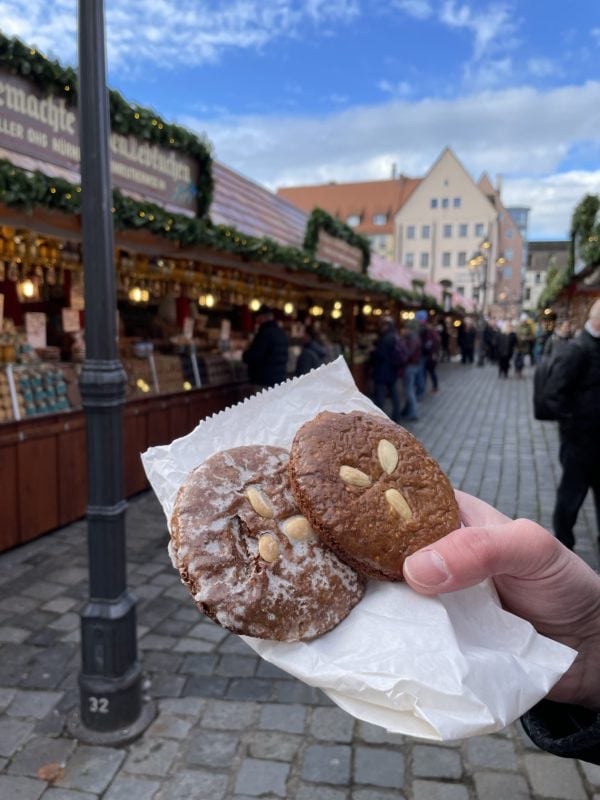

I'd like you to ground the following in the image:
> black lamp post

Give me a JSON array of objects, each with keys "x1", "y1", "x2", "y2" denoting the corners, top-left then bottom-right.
[{"x1": 68, "y1": 0, "x2": 155, "y2": 744}]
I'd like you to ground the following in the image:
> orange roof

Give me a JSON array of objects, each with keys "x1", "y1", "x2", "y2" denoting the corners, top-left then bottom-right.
[{"x1": 277, "y1": 176, "x2": 421, "y2": 235}]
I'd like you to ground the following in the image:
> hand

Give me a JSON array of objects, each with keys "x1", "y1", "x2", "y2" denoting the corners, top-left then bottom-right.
[{"x1": 403, "y1": 490, "x2": 600, "y2": 710}]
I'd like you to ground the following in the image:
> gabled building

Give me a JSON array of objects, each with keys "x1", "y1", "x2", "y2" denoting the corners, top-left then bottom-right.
[{"x1": 277, "y1": 173, "x2": 420, "y2": 261}]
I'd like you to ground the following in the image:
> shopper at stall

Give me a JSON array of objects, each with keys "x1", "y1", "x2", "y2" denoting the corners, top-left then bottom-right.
[
  {"x1": 243, "y1": 306, "x2": 289, "y2": 389},
  {"x1": 369, "y1": 316, "x2": 404, "y2": 422},
  {"x1": 295, "y1": 325, "x2": 327, "y2": 376}
]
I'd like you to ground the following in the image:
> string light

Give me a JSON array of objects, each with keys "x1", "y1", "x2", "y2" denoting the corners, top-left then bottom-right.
[
  {"x1": 284, "y1": 302, "x2": 294, "y2": 315},
  {"x1": 249, "y1": 298, "x2": 261, "y2": 311},
  {"x1": 362, "y1": 304, "x2": 372, "y2": 315}
]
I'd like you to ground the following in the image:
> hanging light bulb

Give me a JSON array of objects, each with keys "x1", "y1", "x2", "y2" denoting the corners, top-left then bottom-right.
[
  {"x1": 249, "y1": 298, "x2": 261, "y2": 312},
  {"x1": 331, "y1": 308, "x2": 342, "y2": 320},
  {"x1": 333, "y1": 300, "x2": 342, "y2": 310},
  {"x1": 21, "y1": 278, "x2": 36, "y2": 299},
  {"x1": 129, "y1": 286, "x2": 143, "y2": 303},
  {"x1": 204, "y1": 293, "x2": 215, "y2": 308},
  {"x1": 362, "y1": 304, "x2": 373, "y2": 315},
  {"x1": 284, "y1": 302, "x2": 294, "y2": 315}
]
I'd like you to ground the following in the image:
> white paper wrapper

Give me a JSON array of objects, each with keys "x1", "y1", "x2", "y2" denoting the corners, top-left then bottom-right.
[{"x1": 141, "y1": 357, "x2": 576, "y2": 741}]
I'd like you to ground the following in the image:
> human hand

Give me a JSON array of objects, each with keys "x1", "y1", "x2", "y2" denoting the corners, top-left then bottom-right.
[{"x1": 403, "y1": 490, "x2": 600, "y2": 710}]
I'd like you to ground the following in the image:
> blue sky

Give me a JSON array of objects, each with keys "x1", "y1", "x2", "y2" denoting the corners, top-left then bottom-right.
[{"x1": 2, "y1": 0, "x2": 599, "y2": 239}]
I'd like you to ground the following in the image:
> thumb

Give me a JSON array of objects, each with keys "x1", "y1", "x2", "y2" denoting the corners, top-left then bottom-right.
[{"x1": 403, "y1": 518, "x2": 562, "y2": 595}]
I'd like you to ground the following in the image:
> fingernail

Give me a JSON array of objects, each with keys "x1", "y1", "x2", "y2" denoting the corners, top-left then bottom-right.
[{"x1": 404, "y1": 550, "x2": 449, "y2": 587}]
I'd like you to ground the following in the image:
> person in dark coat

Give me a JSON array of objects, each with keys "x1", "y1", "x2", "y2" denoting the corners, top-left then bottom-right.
[
  {"x1": 370, "y1": 316, "x2": 402, "y2": 422},
  {"x1": 243, "y1": 306, "x2": 289, "y2": 388},
  {"x1": 458, "y1": 318, "x2": 476, "y2": 364},
  {"x1": 497, "y1": 322, "x2": 517, "y2": 378},
  {"x1": 295, "y1": 325, "x2": 327, "y2": 376},
  {"x1": 542, "y1": 300, "x2": 600, "y2": 550}
]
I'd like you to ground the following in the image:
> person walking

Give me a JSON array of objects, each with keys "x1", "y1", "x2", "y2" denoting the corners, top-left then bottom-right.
[
  {"x1": 243, "y1": 306, "x2": 289, "y2": 389},
  {"x1": 369, "y1": 316, "x2": 403, "y2": 422},
  {"x1": 438, "y1": 318, "x2": 451, "y2": 362},
  {"x1": 543, "y1": 300, "x2": 600, "y2": 550},
  {"x1": 543, "y1": 317, "x2": 573, "y2": 358},
  {"x1": 497, "y1": 322, "x2": 517, "y2": 378},
  {"x1": 400, "y1": 320, "x2": 422, "y2": 421},
  {"x1": 421, "y1": 318, "x2": 441, "y2": 393},
  {"x1": 458, "y1": 318, "x2": 476, "y2": 364}
]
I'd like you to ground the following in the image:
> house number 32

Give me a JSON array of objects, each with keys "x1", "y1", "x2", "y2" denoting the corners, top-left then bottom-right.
[{"x1": 88, "y1": 696, "x2": 109, "y2": 713}]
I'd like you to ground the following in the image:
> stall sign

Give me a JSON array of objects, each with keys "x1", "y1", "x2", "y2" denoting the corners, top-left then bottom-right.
[
  {"x1": 62, "y1": 307, "x2": 81, "y2": 333},
  {"x1": 0, "y1": 70, "x2": 199, "y2": 214},
  {"x1": 25, "y1": 312, "x2": 47, "y2": 349}
]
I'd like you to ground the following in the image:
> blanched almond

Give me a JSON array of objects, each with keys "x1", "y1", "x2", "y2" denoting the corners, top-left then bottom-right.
[
  {"x1": 339, "y1": 465, "x2": 372, "y2": 487},
  {"x1": 385, "y1": 488, "x2": 413, "y2": 520},
  {"x1": 258, "y1": 534, "x2": 280, "y2": 562},
  {"x1": 377, "y1": 439, "x2": 398, "y2": 474},
  {"x1": 282, "y1": 515, "x2": 314, "y2": 541},
  {"x1": 245, "y1": 485, "x2": 275, "y2": 518}
]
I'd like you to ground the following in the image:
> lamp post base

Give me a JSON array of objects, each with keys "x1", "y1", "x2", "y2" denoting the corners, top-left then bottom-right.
[{"x1": 67, "y1": 698, "x2": 157, "y2": 746}]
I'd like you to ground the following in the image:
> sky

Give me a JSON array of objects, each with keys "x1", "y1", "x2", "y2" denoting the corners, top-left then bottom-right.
[{"x1": 1, "y1": 0, "x2": 599, "y2": 240}]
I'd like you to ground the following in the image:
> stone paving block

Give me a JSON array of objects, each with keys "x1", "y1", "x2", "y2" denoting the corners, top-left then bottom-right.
[
  {"x1": 0, "y1": 775, "x2": 46, "y2": 800},
  {"x1": 157, "y1": 697, "x2": 205, "y2": 718},
  {"x1": 55, "y1": 746, "x2": 125, "y2": 794},
  {"x1": 186, "y1": 730, "x2": 240, "y2": 767},
  {"x1": 523, "y1": 753, "x2": 587, "y2": 799},
  {"x1": 41, "y1": 598, "x2": 78, "y2": 614},
  {"x1": 154, "y1": 770, "x2": 229, "y2": 800},
  {"x1": 234, "y1": 758, "x2": 289, "y2": 798},
  {"x1": 39, "y1": 789, "x2": 96, "y2": 799},
  {"x1": 0, "y1": 717, "x2": 35, "y2": 757},
  {"x1": 44, "y1": 567, "x2": 88, "y2": 586},
  {"x1": 301, "y1": 744, "x2": 351, "y2": 785},
  {"x1": 355, "y1": 721, "x2": 404, "y2": 746},
  {"x1": 354, "y1": 746, "x2": 404, "y2": 790},
  {"x1": 0, "y1": 625, "x2": 29, "y2": 643},
  {"x1": 179, "y1": 653, "x2": 219, "y2": 676},
  {"x1": 138, "y1": 634, "x2": 177, "y2": 651},
  {"x1": 260, "y1": 702, "x2": 306, "y2": 734},
  {"x1": 215, "y1": 655, "x2": 258, "y2": 678},
  {"x1": 412, "y1": 779, "x2": 469, "y2": 800},
  {"x1": 473, "y1": 771, "x2": 531, "y2": 800},
  {"x1": 152, "y1": 617, "x2": 191, "y2": 637},
  {"x1": 466, "y1": 736, "x2": 517, "y2": 770},
  {"x1": 173, "y1": 637, "x2": 216, "y2": 654},
  {"x1": 247, "y1": 731, "x2": 303, "y2": 762},
  {"x1": 272, "y1": 680, "x2": 321, "y2": 704},
  {"x1": 0, "y1": 686, "x2": 16, "y2": 710},
  {"x1": 309, "y1": 707, "x2": 355, "y2": 742},
  {"x1": 297, "y1": 785, "x2": 348, "y2": 800},
  {"x1": 34, "y1": 708, "x2": 66, "y2": 737},
  {"x1": 412, "y1": 745, "x2": 462, "y2": 779},
  {"x1": 0, "y1": 594, "x2": 39, "y2": 614},
  {"x1": 47, "y1": 613, "x2": 80, "y2": 633},
  {"x1": 226, "y1": 678, "x2": 274, "y2": 702},
  {"x1": 21, "y1": 581, "x2": 64, "y2": 602},
  {"x1": 184, "y1": 676, "x2": 229, "y2": 698},
  {"x1": 146, "y1": 672, "x2": 186, "y2": 698},
  {"x1": 142, "y1": 650, "x2": 183, "y2": 673},
  {"x1": 103, "y1": 776, "x2": 161, "y2": 800},
  {"x1": 122, "y1": 738, "x2": 179, "y2": 777},
  {"x1": 7, "y1": 690, "x2": 63, "y2": 719},
  {"x1": 579, "y1": 760, "x2": 600, "y2": 789},
  {"x1": 188, "y1": 622, "x2": 229, "y2": 643},
  {"x1": 146, "y1": 711, "x2": 194, "y2": 739},
  {"x1": 202, "y1": 699, "x2": 258, "y2": 730},
  {"x1": 8, "y1": 735, "x2": 76, "y2": 777},
  {"x1": 256, "y1": 661, "x2": 292, "y2": 680},
  {"x1": 353, "y1": 790, "x2": 406, "y2": 800}
]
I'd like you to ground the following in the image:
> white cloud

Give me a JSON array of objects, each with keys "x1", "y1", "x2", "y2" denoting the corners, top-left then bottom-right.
[
  {"x1": 377, "y1": 80, "x2": 412, "y2": 97},
  {"x1": 527, "y1": 57, "x2": 560, "y2": 78},
  {"x1": 393, "y1": 0, "x2": 433, "y2": 20},
  {"x1": 182, "y1": 81, "x2": 600, "y2": 238},
  {"x1": 0, "y1": 0, "x2": 360, "y2": 67},
  {"x1": 439, "y1": 1, "x2": 519, "y2": 62}
]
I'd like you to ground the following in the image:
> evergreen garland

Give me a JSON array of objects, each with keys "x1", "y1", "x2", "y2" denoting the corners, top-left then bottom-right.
[
  {"x1": 570, "y1": 194, "x2": 600, "y2": 271},
  {"x1": 0, "y1": 159, "x2": 443, "y2": 307},
  {"x1": 304, "y1": 208, "x2": 371, "y2": 272},
  {"x1": 0, "y1": 32, "x2": 214, "y2": 217}
]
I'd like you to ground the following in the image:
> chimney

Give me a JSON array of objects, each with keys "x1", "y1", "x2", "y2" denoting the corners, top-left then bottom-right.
[
  {"x1": 391, "y1": 163, "x2": 397, "y2": 180},
  {"x1": 496, "y1": 174, "x2": 503, "y2": 196}
]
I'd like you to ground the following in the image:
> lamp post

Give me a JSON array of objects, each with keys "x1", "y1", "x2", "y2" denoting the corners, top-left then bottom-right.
[{"x1": 68, "y1": 0, "x2": 156, "y2": 744}]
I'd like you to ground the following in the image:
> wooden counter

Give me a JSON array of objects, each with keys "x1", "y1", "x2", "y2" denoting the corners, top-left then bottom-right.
[{"x1": 0, "y1": 382, "x2": 252, "y2": 553}]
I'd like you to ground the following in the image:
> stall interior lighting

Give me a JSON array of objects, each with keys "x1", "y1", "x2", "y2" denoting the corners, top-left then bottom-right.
[
  {"x1": 401, "y1": 310, "x2": 416, "y2": 320},
  {"x1": 199, "y1": 293, "x2": 215, "y2": 308},
  {"x1": 331, "y1": 308, "x2": 342, "y2": 320},
  {"x1": 249, "y1": 298, "x2": 262, "y2": 312},
  {"x1": 453, "y1": 320, "x2": 462, "y2": 327},
  {"x1": 129, "y1": 286, "x2": 149, "y2": 303},
  {"x1": 372, "y1": 308, "x2": 383, "y2": 316},
  {"x1": 333, "y1": 301, "x2": 342, "y2": 310},
  {"x1": 21, "y1": 279, "x2": 35, "y2": 299},
  {"x1": 362, "y1": 304, "x2": 372, "y2": 315},
  {"x1": 284, "y1": 302, "x2": 295, "y2": 315},
  {"x1": 183, "y1": 381, "x2": 192, "y2": 391},
  {"x1": 136, "y1": 378, "x2": 151, "y2": 392},
  {"x1": 309, "y1": 305, "x2": 324, "y2": 317}
]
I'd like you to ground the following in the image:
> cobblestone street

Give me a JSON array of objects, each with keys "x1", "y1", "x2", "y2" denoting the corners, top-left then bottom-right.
[{"x1": 0, "y1": 361, "x2": 599, "y2": 800}]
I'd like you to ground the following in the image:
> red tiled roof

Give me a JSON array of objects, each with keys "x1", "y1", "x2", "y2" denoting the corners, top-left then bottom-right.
[{"x1": 277, "y1": 176, "x2": 421, "y2": 235}]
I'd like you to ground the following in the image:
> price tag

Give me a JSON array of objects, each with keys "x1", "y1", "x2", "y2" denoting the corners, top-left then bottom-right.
[{"x1": 25, "y1": 312, "x2": 47, "y2": 348}]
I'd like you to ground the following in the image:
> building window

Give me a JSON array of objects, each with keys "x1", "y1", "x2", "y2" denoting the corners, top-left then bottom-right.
[
  {"x1": 459, "y1": 223, "x2": 468, "y2": 237},
  {"x1": 421, "y1": 224, "x2": 430, "y2": 239},
  {"x1": 442, "y1": 252, "x2": 451, "y2": 267},
  {"x1": 443, "y1": 224, "x2": 452, "y2": 238},
  {"x1": 525, "y1": 287, "x2": 531, "y2": 300},
  {"x1": 457, "y1": 286, "x2": 465, "y2": 296},
  {"x1": 346, "y1": 214, "x2": 361, "y2": 227},
  {"x1": 431, "y1": 198, "x2": 438, "y2": 209},
  {"x1": 503, "y1": 266, "x2": 512, "y2": 279},
  {"x1": 457, "y1": 251, "x2": 466, "y2": 266},
  {"x1": 442, "y1": 198, "x2": 449, "y2": 208},
  {"x1": 405, "y1": 252, "x2": 414, "y2": 268},
  {"x1": 475, "y1": 223, "x2": 485, "y2": 237},
  {"x1": 420, "y1": 252, "x2": 429, "y2": 268},
  {"x1": 506, "y1": 229, "x2": 513, "y2": 239},
  {"x1": 372, "y1": 213, "x2": 387, "y2": 225},
  {"x1": 406, "y1": 225, "x2": 415, "y2": 239},
  {"x1": 453, "y1": 197, "x2": 461, "y2": 208},
  {"x1": 535, "y1": 272, "x2": 541, "y2": 284},
  {"x1": 505, "y1": 248, "x2": 513, "y2": 261},
  {"x1": 377, "y1": 235, "x2": 388, "y2": 250}
]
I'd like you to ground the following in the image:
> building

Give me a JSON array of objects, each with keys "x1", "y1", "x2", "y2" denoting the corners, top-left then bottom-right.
[
  {"x1": 524, "y1": 241, "x2": 569, "y2": 312},
  {"x1": 279, "y1": 148, "x2": 525, "y2": 317},
  {"x1": 277, "y1": 172, "x2": 421, "y2": 261}
]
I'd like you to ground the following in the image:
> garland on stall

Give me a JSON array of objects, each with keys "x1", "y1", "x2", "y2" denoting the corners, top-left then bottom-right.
[
  {"x1": 539, "y1": 194, "x2": 600, "y2": 308},
  {"x1": 0, "y1": 33, "x2": 214, "y2": 217},
  {"x1": 304, "y1": 208, "x2": 371, "y2": 272},
  {"x1": 570, "y1": 194, "x2": 600, "y2": 271},
  {"x1": 0, "y1": 159, "x2": 441, "y2": 307}
]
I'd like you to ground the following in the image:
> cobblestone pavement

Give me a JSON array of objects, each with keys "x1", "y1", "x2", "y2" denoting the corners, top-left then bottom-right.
[{"x1": 0, "y1": 361, "x2": 599, "y2": 800}]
